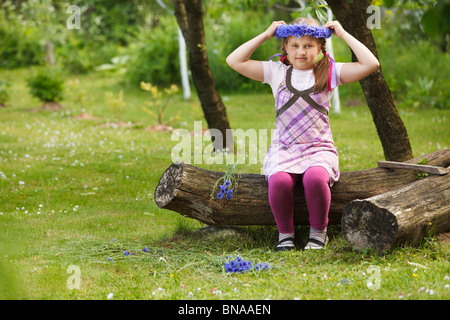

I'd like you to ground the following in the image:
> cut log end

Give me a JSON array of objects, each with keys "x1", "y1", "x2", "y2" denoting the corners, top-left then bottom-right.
[
  {"x1": 342, "y1": 200, "x2": 399, "y2": 251},
  {"x1": 154, "y1": 162, "x2": 184, "y2": 208}
]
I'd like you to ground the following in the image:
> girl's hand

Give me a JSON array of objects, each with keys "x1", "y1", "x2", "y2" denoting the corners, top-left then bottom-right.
[
  {"x1": 264, "y1": 21, "x2": 286, "y2": 39},
  {"x1": 324, "y1": 20, "x2": 347, "y2": 38}
]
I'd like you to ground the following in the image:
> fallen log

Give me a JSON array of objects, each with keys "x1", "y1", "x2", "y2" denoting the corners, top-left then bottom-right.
[
  {"x1": 377, "y1": 161, "x2": 449, "y2": 175},
  {"x1": 154, "y1": 149, "x2": 450, "y2": 226},
  {"x1": 342, "y1": 170, "x2": 450, "y2": 251}
]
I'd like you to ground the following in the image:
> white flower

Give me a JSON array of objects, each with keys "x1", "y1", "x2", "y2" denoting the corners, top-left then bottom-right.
[{"x1": 107, "y1": 293, "x2": 114, "y2": 300}]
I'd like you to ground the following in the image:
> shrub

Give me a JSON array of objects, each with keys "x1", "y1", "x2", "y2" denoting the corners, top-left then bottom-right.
[
  {"x1": 205, "y1": 11, "x2": 280, "y2": 93},
  {"x1": 27, "y1": 69, "x2": 65, "y2": 103},
  {"x1": 0, "y1": 5, "x2": 44, "y2": 69},
  {"x1": 0, "y1": 80, "x2": 12, "y2": 107},
  {"x1": 125, "y1": 16, "x2": 180, "y2": 87}
]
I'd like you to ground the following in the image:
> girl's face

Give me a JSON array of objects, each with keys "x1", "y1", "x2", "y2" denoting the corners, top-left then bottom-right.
[{"x1": 285, "y1": 36, "x2": 321, "y2": 70}]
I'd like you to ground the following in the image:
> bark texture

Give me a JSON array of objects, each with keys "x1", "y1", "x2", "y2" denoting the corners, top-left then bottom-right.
[
  {"x1": 327, "y1": 0, "x2": 413, "y2": 161},
  {"x1": 155, "y1": 149, "x2": 450, "y2": 228},
  {"x1": 173, "y1": 0, "x2": 233, "y2": 152},
  {"x1": 342, "y1": 170, "x2": 450, "y2": 251}
]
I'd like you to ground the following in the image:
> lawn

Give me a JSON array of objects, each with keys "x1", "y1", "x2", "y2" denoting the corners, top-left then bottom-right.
[{"x1": 0, "y1": 67, "x2": 449, "y2": 301}]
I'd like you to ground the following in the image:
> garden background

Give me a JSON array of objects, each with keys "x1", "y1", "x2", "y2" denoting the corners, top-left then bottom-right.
[{"x1": 0, "y1": 0, "x2": 449, "y2": 300}]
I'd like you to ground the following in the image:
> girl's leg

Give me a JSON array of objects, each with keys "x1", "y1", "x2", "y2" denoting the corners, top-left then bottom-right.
[
  {"x1": 302, "y1": 166, "x2": 331, "y2": 249},
  {"x1": 268, "y1": 171, "x2": 301, "y2": 250}
]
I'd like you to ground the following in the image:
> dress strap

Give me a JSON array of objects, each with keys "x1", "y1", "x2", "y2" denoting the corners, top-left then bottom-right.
[{"x1": 279, "y1": 66, "x2": 328, "y2": 117}]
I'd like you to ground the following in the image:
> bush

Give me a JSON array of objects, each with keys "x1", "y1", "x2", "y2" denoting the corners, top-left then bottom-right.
[
  {"x1": 0, "y1": 80, "x2": 11, "y2": 107},
  {"x1": 125, "y1": 11, "x2": 279, "y2": 93},
  {"x1": 0, "y1": 5, "x2": 44, "y2": 69},
  {"x1": 27, "y1": 69, "x2": 65, "y2": 103},
  {"x1": 125, "y1": 16, "x2": 180, "y2": 87},
  {"x1": 205, "y1": 11, "x2": 280, "y2": 93}
]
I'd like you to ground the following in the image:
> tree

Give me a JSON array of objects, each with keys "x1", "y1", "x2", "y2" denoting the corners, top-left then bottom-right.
[
  {"x1": 173, "y1": 0, "x2": 234, "y2": 152},
  {"x1": 327, "y1": 0, "x2": 413, "y2": 162}
]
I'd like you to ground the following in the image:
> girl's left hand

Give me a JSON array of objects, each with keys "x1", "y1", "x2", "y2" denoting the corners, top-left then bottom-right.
[{"x1": 324, "y1": 20, "x2": 347, "y2": 38}]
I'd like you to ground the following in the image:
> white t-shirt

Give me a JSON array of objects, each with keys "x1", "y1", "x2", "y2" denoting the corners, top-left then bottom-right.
[{"x1": 262, "y1": 61, "x2": 344, "y2": 98}]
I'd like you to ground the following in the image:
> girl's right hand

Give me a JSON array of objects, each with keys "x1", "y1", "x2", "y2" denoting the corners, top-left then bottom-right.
[{"x1": 264, "y1": 21, "x2": 286, "y2": 39}]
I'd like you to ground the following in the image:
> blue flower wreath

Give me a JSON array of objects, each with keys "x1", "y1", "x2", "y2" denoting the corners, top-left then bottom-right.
[{"x1": 275, "y1": 23, "x2": 332, "y2": 39}]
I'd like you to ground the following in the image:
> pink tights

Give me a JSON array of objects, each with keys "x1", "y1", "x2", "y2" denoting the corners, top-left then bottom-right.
[{"x1": 268, "y1": 166, "x2": 331, "y2": 233}]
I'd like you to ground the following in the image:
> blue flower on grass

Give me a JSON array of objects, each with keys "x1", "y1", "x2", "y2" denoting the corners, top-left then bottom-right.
[
  {"x1": 224, "y1": 256, "x2": 271, "y2": 273},
  {"x1": 254, "y1": 262, "x2": 271, "y2": 271}
]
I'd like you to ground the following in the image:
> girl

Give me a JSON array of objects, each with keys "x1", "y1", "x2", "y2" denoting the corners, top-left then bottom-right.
[{"x1": 226, "y1": 18, "x2": 379, "y2": 251}]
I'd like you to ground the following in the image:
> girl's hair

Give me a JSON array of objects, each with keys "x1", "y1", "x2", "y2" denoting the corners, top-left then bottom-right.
[{"x1": 281, "y1": 17, "x2": 330, "y2": 93}]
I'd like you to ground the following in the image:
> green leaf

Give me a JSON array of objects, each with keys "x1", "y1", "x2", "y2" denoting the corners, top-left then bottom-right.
[
  {"x1": 316, "y1": 8, "x2": 328, "y2": 24},
  {"x1": 382, "y1": 0, "x2": 395, "y2": 8},
  {"x1": 422, "y1": 8, "x2": 439, "y2": 38},
  {"x1": 299, "y1": 6, "x2": 313, "y2": 18}
]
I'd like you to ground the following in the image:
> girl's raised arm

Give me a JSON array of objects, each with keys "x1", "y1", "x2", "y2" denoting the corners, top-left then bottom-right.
[
  {"x1": 226, "y1": 21, "x2": 286, "y2": 82},
  {"x1": 324, "y1": 21, "x2": 380, "y2": 84}
]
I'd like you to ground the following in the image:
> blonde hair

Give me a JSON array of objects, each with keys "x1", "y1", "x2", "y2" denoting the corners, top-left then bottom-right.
[{"x1": 281, "y1": 17, "x2": 330, "y2": 93}]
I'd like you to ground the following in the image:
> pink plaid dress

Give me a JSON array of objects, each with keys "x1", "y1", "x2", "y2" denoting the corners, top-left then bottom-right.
[{"x1": 263, "y1": 65, "x2": 340, "y2": 186}]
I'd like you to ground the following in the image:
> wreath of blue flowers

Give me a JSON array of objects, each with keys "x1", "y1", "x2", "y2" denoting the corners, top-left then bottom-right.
[{"x1": 275, "y1": 23, "x2": 332, "y2": 39}]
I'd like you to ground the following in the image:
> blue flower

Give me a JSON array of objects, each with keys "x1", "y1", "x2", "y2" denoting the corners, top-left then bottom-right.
[
  {"x1": 217, "y1": 192, "x2": 224, "y2": 199},
  {"x1": 224, "y1": 180, "x2": 231, "y2": 187},
  {"x1": 275, "y1": 23, "x2": 332, "y2": 39},
  {"x1": 224, "y1": 256, "x2": 270, "y2": 273},
  {"x1": 143, "y1": 247, "x2": 149, "y2": 252},
  {"x1": 254, "y1": 262, "x2": 271, "y2": 271},
  {"x1": 226, "y1": 189, "x2": 233, "y2": 200}
]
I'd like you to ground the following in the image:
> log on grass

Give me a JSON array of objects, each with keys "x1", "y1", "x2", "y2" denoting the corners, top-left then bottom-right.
[
  {"x1": 342, "y1": 170, "x2": 450, "y2": 251},
  {"x1": 154, "y1": 149, "x2": 450, "y2": 226}
]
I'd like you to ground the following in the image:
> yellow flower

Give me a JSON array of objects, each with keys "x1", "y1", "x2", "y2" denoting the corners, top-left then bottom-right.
[
  {"x1": 413, "y1": 273, "x2": 418, "y2": 278},
  {"x1": 170, "y1": 273, "x2": 174, "y2": 277},
  {"x1": 140, "y1": 81, "x2": 152, "y2": 91}
]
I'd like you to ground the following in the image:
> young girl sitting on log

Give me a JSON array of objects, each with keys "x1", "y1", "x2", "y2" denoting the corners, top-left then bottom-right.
[{"x1": 226, "y1": 18, "x2": 379, "y2": 251}]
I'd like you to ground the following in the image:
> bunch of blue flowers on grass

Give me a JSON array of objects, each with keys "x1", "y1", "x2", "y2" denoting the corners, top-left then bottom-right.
[
  {"x1": 224, "y1": 256, "x2": 271, "y2": 273},
  {"x1": 210, "y1": 164, "x2": 239, "y2": 201}
]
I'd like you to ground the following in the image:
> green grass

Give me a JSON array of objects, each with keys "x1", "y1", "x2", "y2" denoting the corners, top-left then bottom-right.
[{"x1": 0, "y1": 67, "x2": 449, "y2": 300}]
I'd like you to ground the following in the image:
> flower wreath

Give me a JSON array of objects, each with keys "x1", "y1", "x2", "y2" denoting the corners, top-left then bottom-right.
[
  {"x1": 271, "y1": 23, "x2": 337, "y2": 91},
  {"x1": 274, "y1": 23, "x2": 333, "y2": 39}
]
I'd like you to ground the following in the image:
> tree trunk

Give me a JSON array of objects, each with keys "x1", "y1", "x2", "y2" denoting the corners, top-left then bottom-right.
[
  {"x1": 327, "y1": 0, "x2": 413, "y2": 162},
  {"x1": 173, "y1": 0, "x2": 234, "y2": 152},
  {"x1": 342, "y1": 169, "x2": 450, "y2": 251},
  {"x1": 154, "y1": 149, "x2": 450, "y2": 227}
]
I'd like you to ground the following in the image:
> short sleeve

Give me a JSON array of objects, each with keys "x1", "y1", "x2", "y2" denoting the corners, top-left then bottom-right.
[
  {"x1": 335, "y1": 62, "x2": 344, "y2": 86},
  {"x1": 262, "y1": 61, "x2": 287, "y2": 97}
]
